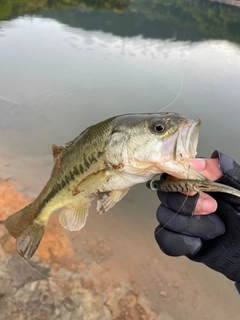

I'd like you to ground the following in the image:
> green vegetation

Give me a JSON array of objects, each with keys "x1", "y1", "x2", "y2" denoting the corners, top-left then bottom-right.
[
  {"x1": 1, "y1": 0, "x2": 240, "y2": 44},
  {"x1": 129, "y1": 0, "x2": 240, "y2": 43},
  {"x1": 0, "y1": 0, "x2": 130, "y2": 20}
]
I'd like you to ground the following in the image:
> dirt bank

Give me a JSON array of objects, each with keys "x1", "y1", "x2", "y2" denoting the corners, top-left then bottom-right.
[
  {"x1": 0, "y1": 167, "x2": 240, "y2": 320},
  {"x1": 0, "y1": 178, "x2": 159, "y2": 320}
]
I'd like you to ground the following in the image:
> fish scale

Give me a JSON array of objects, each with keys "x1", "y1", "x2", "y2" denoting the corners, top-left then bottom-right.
[
  {"x1": 39, "y1": 117, "x2": 114, "y2": 212},
  {"x1": 4, "y1": 112, "x2": 203, "y2": 259}
]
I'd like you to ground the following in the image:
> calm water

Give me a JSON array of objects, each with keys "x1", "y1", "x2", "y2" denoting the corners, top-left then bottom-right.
[
  {"x1": 1, "y1": 1, "x2": 240, "y2": 165},
  {"x1": 0, "y1": 1, "x2": 240, "y2": 317}
]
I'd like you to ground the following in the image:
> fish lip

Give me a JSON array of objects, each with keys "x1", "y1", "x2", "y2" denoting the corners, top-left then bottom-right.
[{"x1": 176, "y1": 118, "x2": 201, "y2": 161}]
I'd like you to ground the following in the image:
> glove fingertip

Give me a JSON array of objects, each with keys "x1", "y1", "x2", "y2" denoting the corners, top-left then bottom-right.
[
  {"x1": 157, "y1": 191, "x2": 199, "y2": 216},
  {"x1": 155, "y1": 226, "x2": 202, "y2": 257}
]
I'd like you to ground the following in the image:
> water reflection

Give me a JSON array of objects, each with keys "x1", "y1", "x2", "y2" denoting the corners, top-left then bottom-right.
[
  {"x1": 1, "y1": 1, "x2": 240, "y2": 43},
  {"x1": 0, "y1": 16, "x2": 240, "y2": 163}
]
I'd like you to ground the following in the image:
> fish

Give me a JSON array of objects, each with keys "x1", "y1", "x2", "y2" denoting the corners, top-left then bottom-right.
[
  {"x1": 4, "y1": 112, "x2": 203, "y2": 259},
  {"x1": 147, "y1": 178, "x2": 240, "y2": 197}
]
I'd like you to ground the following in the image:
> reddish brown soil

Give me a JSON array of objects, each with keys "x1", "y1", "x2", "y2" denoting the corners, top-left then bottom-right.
[
  {"x1": 0, "y1": 179, "x2": 74, "y2": 264},
  {"x1": 1, "y1": 171, "x2": 240, "y2": 320}
]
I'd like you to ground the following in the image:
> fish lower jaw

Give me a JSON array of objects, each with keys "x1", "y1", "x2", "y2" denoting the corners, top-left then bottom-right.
[
  {"x1": 122, "y1": 167, "x2": 162, "y2": 178},
  {"x1": 155, "y1": 160, "x2": 205, "y2": 180}
]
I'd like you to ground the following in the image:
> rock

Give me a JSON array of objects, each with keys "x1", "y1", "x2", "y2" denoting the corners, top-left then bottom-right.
[
  {"x1": 81, "y1": 278, "x2": 94, "y2": 289},
  {"x1": 0, "y1": 255, "x2": 160, "y2": 320},
  {"x1": 160, "y1": 291, "x2": 168, "y2": 298},
  {"x1": 0, "y1": 225, "x2": 6, "y2": 239},
  {"x1": 0, "y1": 173, "x2": 12, "y2": 181},
  {"x1": 0, "y1": 178, "x2": 160, "y2": 320}
]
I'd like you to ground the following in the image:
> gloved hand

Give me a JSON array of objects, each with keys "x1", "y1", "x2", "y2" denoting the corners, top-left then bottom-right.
[{"x1": 155, "y1": 151, "x2": 240, "y2": 287}]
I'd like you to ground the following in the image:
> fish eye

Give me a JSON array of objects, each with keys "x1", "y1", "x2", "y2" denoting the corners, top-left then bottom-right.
[{"x1": 151, "y1": 120, "x2": 166, "y2": 134}]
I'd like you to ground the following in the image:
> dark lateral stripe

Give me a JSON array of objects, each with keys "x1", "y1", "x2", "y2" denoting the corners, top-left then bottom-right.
[
  {"x1": 90, "y1": 154, "x2": 97, "y2": 163},
  {"x1": 73, "y1": 166, "x2": 80, "y2": 175},
  {"x1": 83, "y1": 154, "x2": 90, "y2": 168},
  {"x1": 79, "y1": 164, "x2": 84, "y2": 174},
  {"x1": 69, "y1": 170, "x2": 74, "y2": 181},
  {"x1": 41, "y1": 182, "x2": 62, "y2": 209},
  {"x1": 41, "y1": 170, "x2": 77, "y2": 209},
  {"x1": 41, "y1": 150, "x2": 104, "y2": 209}
]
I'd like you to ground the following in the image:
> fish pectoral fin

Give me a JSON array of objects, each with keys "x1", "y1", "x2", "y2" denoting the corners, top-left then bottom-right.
[
  {"x1": 59, "y1": 204, "x2": 90, "y2": 231},
  {"x1": 97, "y1": 188, "x2": 129, "y2": 214},
  {"x1": 16, "y1": 222, "x2": 45, "y2": 259}
]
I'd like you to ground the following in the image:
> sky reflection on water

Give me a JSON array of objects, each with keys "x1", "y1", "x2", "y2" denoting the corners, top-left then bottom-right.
[{"x1": 0, "y1": 15, "x2": 240, "y2": 166}]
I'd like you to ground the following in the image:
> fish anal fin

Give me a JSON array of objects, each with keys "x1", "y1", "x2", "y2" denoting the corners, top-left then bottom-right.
[
  {"x1": 97, "y1": 189, "x2": 129, "y2": 214},
  {"x1": 16, "y1": 222, "x2": 45, "y2": 259},
  {"x1": 59, "y1": 204, "x2": 90, "y2": 231},
  {"x1": 52, "y1": 144, "x2": 65, "y2": 161}
]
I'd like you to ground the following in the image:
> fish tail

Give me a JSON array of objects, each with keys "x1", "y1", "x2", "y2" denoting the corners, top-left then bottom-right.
[{"x1": 4, "y1": 201, "x2": 46, "y2": 259}]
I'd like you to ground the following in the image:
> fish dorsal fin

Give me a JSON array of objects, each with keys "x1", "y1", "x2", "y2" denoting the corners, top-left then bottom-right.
[
  {"x1": 59, "y1": 204, "x2": 90, "y2": 231},
  {"x1": 52, "y1": 144, "x2": 65, "y2": 160},
  {"x1": 65, "y1": 140, "x2": 74, "y2": 148},
  {"x1": 97, "y1": 189, "x2": 129, "y2": 214}
]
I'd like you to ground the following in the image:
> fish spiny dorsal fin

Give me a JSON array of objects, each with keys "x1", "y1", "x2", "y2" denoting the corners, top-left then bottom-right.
[
  {"x1": 52, "y1": 144, "x2": 65, "y2": 161},
  {"x1": 65, "y1": 140, "x2": 74, "y2": 148}
]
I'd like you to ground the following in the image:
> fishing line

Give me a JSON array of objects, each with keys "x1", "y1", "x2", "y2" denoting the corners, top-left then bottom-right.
[
  {"x1": 158, "y1": 53, "x2": 184, "y2": 112},
  {"x1": 20, "y1": 256, "x2": 70, "y2": 281},
  {"x1": 139, "y1": 13, "x2": 192, "y2": 243},
  {"x1": 153, "y1": 169, "x2": 191, "y2": 238},
  {"x1": 140, "y1": 164, "x2": 194, "y2": 248},
  {"x1": 157, "y1": 11, "x2": 189, "y2": 113}
]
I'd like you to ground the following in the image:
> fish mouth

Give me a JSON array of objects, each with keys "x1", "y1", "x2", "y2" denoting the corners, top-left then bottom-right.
[{"x1": 175, "y1": 118, "x2": 201, "y2": 161}]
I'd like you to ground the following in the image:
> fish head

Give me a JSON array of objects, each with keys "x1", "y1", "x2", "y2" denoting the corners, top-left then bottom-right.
[{"x1": 106, "y1": 113, "x2": 204, "y2": 180}]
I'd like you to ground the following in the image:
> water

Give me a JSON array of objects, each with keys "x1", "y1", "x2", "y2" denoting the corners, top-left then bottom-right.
[
  {"x1": 0, "y1": 1, "x2": 240, "y2": 319},
  {"x1": 0, "y1": 2, "x2": 240, "y2": 163}
]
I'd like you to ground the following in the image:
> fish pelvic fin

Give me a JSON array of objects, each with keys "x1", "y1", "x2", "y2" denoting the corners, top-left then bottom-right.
[
  {"x1": 59, "y1": 203, "x2": 91, "y2": 231},
  {"x1": 97, "y1": 189, "x2": 129, "y2": 214},
  {"x1": 16, "y1": 222, "x2": 45, "y2": 259}
]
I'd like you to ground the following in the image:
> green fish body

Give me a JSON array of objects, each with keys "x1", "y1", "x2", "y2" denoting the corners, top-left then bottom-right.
[{"x1": 4, "y1": 113, "x2": 203, "y2": 259}]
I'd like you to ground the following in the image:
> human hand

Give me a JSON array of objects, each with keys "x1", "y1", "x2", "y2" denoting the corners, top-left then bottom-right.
[
  {"x1": 187, "y1": 157, "x2": 222, "y2": 215},
  {"x1": 155, "y1": 151, "x2": 240, "y2": 284}
]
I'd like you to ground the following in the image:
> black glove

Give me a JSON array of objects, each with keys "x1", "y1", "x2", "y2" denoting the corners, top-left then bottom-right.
[{"x1": 155, "y1": 150, "x2": 240, "y2": 289}]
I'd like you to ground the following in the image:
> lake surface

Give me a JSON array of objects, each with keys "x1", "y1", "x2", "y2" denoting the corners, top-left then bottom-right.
[
  {"x1": 1, "y1": 1, "x2": 240, "y2": 319},
  {"x1": 1, "y1": 1, "x2": 240, "y2": 164}
]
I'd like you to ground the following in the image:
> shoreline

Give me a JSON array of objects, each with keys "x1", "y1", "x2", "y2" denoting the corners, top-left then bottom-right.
[
  {"x1": 210, "y1": 0, "x2": 240, "y2": 7},
  {"x1": 0, "y1": 176, "x2": 159, "y2": 319},
  {"x1": 1, "y1": 161, "x2": 240, "y2": 319}
]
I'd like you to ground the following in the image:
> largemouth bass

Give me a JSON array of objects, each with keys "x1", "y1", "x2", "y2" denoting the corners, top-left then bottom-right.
[
  {"x1": 4, "y1": 113, "x2": 203, "y2": 259},
  {"x1": 147, "y1": 179, "x2": 240, "y2": 197}
]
